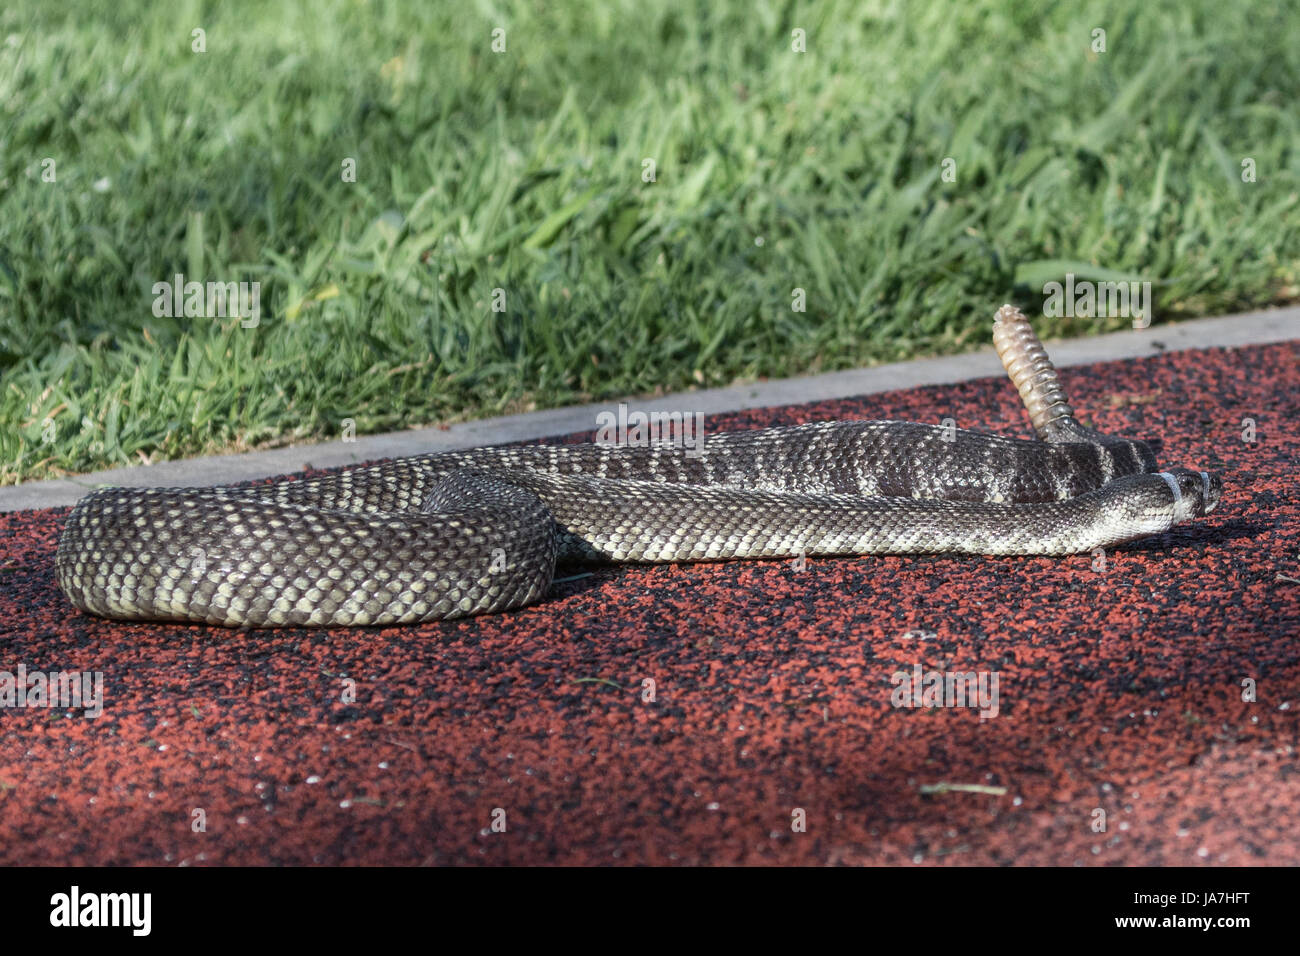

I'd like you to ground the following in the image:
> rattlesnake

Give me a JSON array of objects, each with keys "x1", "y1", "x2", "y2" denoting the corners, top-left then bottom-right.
[{"x1": 56, "y1": 306, "x2": 1221, "y2": 627}]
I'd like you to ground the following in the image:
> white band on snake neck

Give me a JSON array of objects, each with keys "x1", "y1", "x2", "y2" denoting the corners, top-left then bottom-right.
[
  {"x1": 1157, "y1": 472, "x2": 1182, "y2": 503},
  {"x1": 1200, "y1": 471, "x2": 1212, "y2": 501}
]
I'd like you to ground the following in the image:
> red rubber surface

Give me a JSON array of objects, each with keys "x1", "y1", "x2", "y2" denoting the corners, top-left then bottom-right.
[{"x1": 1, "y1": 340, "x2": 1297, "y2": 865}]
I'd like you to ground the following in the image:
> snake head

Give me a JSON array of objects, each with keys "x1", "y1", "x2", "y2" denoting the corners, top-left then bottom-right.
[{"x1": 1160, "y1": 468, "x2": 1222, "y2": 522}]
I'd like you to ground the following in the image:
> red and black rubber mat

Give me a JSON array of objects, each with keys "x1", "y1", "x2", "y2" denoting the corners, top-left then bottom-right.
[{"x1": 1, "y1": 339, "x2": 1296, "y2": 865}]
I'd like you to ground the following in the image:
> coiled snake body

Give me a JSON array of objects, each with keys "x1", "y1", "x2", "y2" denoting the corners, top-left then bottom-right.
[{"x1": 56, "y1": 307, "x2": 1222, "y2": 627}]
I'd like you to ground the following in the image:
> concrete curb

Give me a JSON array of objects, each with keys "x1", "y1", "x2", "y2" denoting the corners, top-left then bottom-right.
[{"x1": 3, "y1": 305, "x2": 1296, "y2": 512}]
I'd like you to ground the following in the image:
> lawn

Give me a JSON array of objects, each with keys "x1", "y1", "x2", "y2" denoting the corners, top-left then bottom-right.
[{"x1": 1, "y1": 0, "x2": 1297, "y2": 483}]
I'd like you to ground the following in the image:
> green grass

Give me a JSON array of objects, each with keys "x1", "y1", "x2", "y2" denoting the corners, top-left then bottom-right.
[{"x1": 2, "y1": 0, "x2": 1298, "y2": 483}]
